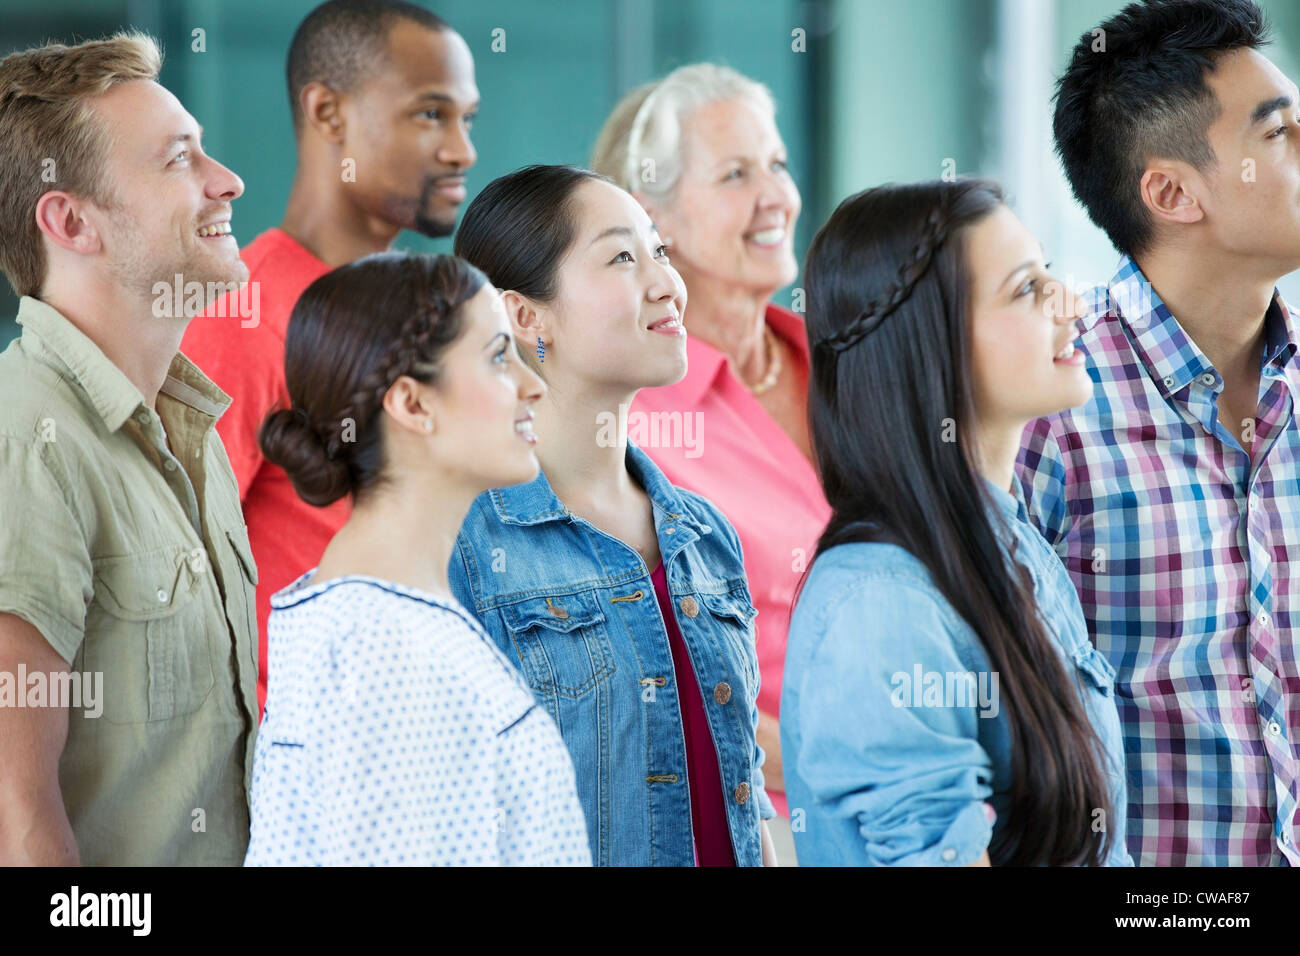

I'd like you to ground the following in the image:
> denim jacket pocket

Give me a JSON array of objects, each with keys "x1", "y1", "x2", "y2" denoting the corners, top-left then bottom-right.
[
  {"x1": 85, "y1": 547, "x2": 214, "y2": 724},
  {"x1": 697, "y1": 587, "x2": 760, "y2": 700},
  {"x1": 500, "y1": 589, "x2": 616, "y2": 698}
]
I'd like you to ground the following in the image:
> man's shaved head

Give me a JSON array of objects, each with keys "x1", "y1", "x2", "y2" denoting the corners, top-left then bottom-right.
[{"x1": 286, "y1": 0, "x2": 449, "y2": 134}]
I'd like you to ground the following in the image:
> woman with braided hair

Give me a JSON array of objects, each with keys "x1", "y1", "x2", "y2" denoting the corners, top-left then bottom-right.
[
  {"x1": 781, "y1": 179, "x2": 1132, "y2": 867},
  {"x1": 243, "y1": 252, "x2": 590, "y2": 866}
]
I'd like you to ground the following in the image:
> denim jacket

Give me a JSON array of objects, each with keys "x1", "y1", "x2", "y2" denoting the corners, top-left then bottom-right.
[
  {"x1": 782, "y1": 477, "x2": 1133, "y2": 866},
  {"x1": 449, "y1": 442, "x2": 774, "y2": 866}
]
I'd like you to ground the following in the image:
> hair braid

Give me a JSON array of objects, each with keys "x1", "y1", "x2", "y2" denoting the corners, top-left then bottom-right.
[
  {"x1": 815, "y1": 195, "x2": 957, "y2": 354},
  {"x1": 320, "y1": 271, "x2": 451, "y2": 460}
]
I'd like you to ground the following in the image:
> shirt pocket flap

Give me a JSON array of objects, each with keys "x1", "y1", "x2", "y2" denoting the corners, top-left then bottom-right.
[
  {"x1": 92, "y1": 550, "x2": 192, "y2": 620},
  {"x1": 501, "y1": 589, "x2": 607, "y2": 633},
  {"x1": 698, "y1": 589, "x2": 758, "y2": 631}
]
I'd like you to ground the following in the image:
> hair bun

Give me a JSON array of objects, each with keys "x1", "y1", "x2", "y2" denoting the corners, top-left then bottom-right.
[{"x1": 258, "y1": 407, "x2": 351, "y2": 507}]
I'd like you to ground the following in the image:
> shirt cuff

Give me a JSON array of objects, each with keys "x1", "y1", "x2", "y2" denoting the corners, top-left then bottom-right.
[
  {"x1": 0, "y1": 597, "x2": 83, "y2": 665},
  {"x1": 863, "y1": 799, "x2": 994, "y2": 866}
]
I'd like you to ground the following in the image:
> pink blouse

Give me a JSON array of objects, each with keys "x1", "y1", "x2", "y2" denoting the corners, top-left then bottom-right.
[{"x1": 630, "y1": 304, "x2": 831, "y2": 817}]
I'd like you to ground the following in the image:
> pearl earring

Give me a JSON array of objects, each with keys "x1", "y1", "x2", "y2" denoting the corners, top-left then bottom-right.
[{"x1": 423, "y1": 419, "x2": 434, "y2": 433}]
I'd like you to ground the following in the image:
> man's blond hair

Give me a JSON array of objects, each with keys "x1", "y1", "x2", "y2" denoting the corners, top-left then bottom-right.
[{"x1": 0, "y1": 32, "x2": 162, "y2": 298}]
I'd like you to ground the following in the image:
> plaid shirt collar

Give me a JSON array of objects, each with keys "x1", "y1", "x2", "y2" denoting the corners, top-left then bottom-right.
[{"x1": 1096, "y1": 255, "x2": 1298, "y2": 399}]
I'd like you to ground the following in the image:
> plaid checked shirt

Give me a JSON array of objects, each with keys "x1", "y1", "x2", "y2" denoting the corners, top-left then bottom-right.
[{"x1": 1017, "y1": 255, "x2": 1300, "y2": 867}]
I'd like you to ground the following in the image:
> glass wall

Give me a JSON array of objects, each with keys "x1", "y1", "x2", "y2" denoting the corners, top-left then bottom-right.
[{"x1": 4, "y1": 0, "x2": 1300, "y2": 344}]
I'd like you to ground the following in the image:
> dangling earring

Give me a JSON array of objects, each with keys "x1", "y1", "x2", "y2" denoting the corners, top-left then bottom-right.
[
  {"x1": 422, "y1": 418, "x2": 434, "y2": 433},
  {"x1": 536, "y1": 337, "x2": 546, "y2": 364}
]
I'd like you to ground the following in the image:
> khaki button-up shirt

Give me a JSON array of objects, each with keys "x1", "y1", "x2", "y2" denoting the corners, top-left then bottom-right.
[{"x1": 0, "y1": 296, "x2": 260, "y2": 865}]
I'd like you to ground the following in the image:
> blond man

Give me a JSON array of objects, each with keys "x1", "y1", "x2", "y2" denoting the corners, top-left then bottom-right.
[{"x1": 0, "y1": 33, "x2": 259, "y2": 865}]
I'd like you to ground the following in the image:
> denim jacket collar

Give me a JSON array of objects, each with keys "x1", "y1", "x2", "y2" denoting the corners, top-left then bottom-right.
[{"x1": 489, "y1": 441, "x2": 701, "y2": 529}]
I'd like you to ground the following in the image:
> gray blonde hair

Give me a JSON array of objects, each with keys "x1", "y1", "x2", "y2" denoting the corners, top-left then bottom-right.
[{"x1": 590, "y1": 63, "x2": 776, "y2": 206}]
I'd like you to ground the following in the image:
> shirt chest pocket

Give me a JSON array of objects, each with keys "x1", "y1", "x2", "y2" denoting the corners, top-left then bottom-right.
[
  {"x1": 697, "y1": 588, "x2": 760, "y2": 702},
  {"x1": 223, "y1": 524, "x2": 260, "y2": 671},
  {"x1": 500, "y1": 590, "x2": 616, "y2": 698},
  {"x1": 84, "y1": 548, "x2": 214, "y2": 724}
]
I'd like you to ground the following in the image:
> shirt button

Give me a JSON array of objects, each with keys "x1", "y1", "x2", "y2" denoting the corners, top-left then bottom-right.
[
  {"x1": 1268, "y1": 721, "x2": 1282, "y2": 736},
  {"x1": 156, "y1": 589, "x2": 168, "y2": 603},
  {"x1": 1163, "y1": 376, "x2": 1174, "y2": 388},
  {"x1": 1200, "y1": 372, "x2": 1217, "y2": 387},
  {"x1": 164, "y1": 460, "x2": 177, "y2": 472},
  {"x1": 136, "y1": 411, "x2": 150, "y2": 425},
  {"x1": 941, "y1": 848, "x2": 958, "y2": 862},
  {"x1": 680, "y1": 596, "x2": 699, "y2": 618},
  {"x1": 733, "y1": 782, "x2": 750, "y2": 805},
  {"x1": 665, "y1": 527, "x2": 676, "y2": 534},
  {"x1": 713, "y1": 682, "x2": 732, "y2": 705},
  {"x1": 1259, "y1": 610, "x2": 1271, "y2": 628},
  {"x1": 700, "y1": 525, "x2": 711, "y2": 534}
]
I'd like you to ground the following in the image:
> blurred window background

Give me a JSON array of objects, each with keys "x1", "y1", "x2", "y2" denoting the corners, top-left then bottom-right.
[{"x1": 3, "y1": 0, "x2": 1298, "y2": 345}]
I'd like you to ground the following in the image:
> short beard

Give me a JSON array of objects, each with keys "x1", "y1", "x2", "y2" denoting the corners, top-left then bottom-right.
[
  {"x1": 102, "y1": 203, "x2": 246, "y2": 318},
  {"x1": 411, "y1": 176, "x2": 457, "y2": 238}
]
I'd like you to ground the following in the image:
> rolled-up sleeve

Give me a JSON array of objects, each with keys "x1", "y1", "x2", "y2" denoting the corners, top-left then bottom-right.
[
  {"x1": 792, "y1": 578, "x2": 996, "y2": 865},
  {"x1": 0, "y1": 436, "x2": 91, "y2": 663}
]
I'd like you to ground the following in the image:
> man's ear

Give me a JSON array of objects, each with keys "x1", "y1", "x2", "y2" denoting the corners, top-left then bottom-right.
[
  {"x1": 301, "y1": 81, "x2": 346, "y2": 146},
  {"x1": 1139, "y1": 160, "x2": 1206, "y2": 229},
  {"x1": 34, "y1": 191, "x2": 101, "y2": 256},
  {"x1": 499, "y1": 289, "x2": 546, "y2": 340}
]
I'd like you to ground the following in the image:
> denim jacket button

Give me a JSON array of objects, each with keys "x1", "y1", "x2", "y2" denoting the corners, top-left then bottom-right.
[
  {"x1": 713, "y1": 682, "x2": 732, "y2": 705},
  {"x1": 733, "y1": 782, "x2": 750, "y2": 805},
  {"x1": 680, "y1": 596, "x2": 699, "y2": 618}
]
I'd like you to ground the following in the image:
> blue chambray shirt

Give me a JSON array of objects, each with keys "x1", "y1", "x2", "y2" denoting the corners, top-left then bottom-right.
[
  {"x1": 782, "y1": 477, "x2": 1133, "y2": 866},
  {"x1": 449, "y1": 442, "x2": 775, "y2": 866}
]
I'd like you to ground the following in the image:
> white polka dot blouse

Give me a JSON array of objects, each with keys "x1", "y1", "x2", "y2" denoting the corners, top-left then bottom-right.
[{"x1": 245, "y1": 571, "x2": 591, "y2": 866}]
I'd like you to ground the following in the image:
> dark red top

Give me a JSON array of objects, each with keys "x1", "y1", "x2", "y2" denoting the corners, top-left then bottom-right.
[{"x1": 650, "y1": 561, "x2": 736, "y2": 866}]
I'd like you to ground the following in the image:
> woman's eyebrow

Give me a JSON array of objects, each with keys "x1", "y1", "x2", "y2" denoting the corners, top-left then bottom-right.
[{"x1": 587, "y1": 226, "x2": 633, "y2": 247}]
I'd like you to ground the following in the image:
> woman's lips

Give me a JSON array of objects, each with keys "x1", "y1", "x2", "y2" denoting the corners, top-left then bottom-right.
[
  {"x1": 514, "y1": 417, "x2": 537, "y2": 444},
  {"x1": 648, "y1": 316, "x2": 684, "y2": 336}
]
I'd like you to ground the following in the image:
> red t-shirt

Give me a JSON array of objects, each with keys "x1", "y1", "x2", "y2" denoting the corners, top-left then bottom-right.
[
  {"x1": 650, "y1": 561, "x2": 736, "y2": 867},
  {"x1": 180, "y1": 228, "x2": 346, "y2": 717}
]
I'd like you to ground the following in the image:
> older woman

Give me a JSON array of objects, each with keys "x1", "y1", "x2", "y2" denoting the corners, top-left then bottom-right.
[{"x1": 592, "y1": 64, "x2": 830, "y2": 842}]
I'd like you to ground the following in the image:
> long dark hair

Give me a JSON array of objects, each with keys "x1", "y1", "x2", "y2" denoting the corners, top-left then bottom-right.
[
  {"x1": 259, "y1": 252, "x2": 486, "y2": 506},
  {"x1": 802, "y1": 179, "x2": 1114, "y2": 866}
]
